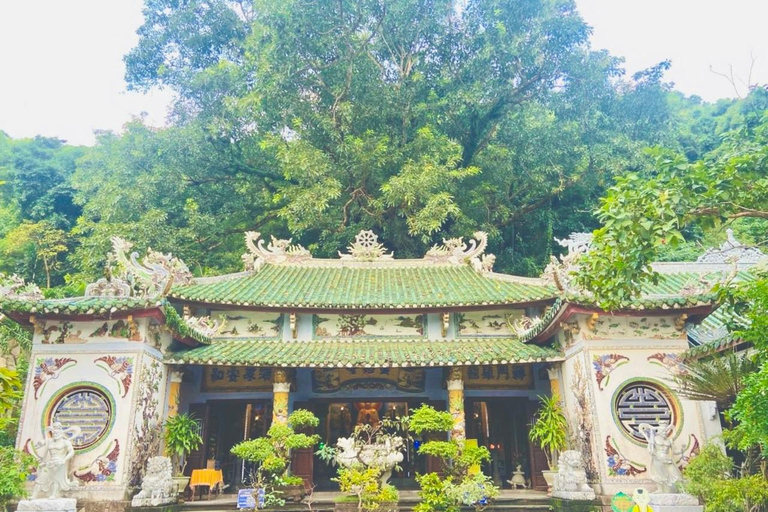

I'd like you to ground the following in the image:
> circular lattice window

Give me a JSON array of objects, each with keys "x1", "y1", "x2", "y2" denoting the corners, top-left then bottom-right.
[
  {"x1": 46, "y1": 385, "x2": 115, "y2": 451},
  {"x1": 613, "y1": 381, "x2": 680, "y2": 444}
]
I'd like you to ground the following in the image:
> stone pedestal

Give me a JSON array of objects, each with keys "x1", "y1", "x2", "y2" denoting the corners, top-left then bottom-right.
[
  {"x1": 17, "y1": 498, "x2": 77, "y2": 512},
  {"x1": 648, "y1": 493, "x2": 703, "y2": 512},
  {"x1": 552, "y1": 489, "x2": 596, "y2": 501}
]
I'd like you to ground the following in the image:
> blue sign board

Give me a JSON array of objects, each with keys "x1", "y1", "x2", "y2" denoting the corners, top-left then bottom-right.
[{"x1": 237, "y1": 489, "x2": 256, "y2": 509}]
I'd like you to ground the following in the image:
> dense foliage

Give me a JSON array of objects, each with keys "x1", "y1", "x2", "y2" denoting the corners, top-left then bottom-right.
[
  {"x1": 164, "y1": 413, "x2": 204, "y2": 475},
  {"x1": 2, "y1": 0, "x2": 750, "y2": 288}
]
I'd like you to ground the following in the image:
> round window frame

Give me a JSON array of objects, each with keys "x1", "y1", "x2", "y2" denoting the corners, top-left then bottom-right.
[
  {"x1": 611, "y1": 377, "x2": 683, "y2": 446},
  {"x1": 42, "y1": 383, "x2": 116, "y2": 453}
]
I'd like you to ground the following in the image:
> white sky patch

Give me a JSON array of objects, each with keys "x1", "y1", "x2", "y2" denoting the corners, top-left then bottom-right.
[
  {"x1": 0, "y1": 0, "x2": 766, "y2": 146},
  {"x1": 577, "y1": 0, "x2": 768, "y2": 100}
]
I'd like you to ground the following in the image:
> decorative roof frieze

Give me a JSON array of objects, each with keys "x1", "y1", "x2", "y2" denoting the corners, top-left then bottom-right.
[
  {"x1": 339, "y1": 230, "x2": 393, "y2": 261},
  {"x1": 182, "y1": 313, "x2": 227, "y2": 338},
  {"x1": 0, "y1": 273, "x2": 43, "y2": 300},
  {"x1": 242, "y1": 231, "x2": 312, "y2": 271},
  {"x1": 542, "y1": 232, "x2": 593, "y2": 293}
]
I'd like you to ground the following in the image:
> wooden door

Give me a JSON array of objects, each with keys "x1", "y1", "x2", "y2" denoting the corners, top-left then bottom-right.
[
  {"x1": 527, "y1": 400, "x2": 549, "y2": 490},
  {"x1": 292, "y1": 401, "x2": 314, "y2": 489}
]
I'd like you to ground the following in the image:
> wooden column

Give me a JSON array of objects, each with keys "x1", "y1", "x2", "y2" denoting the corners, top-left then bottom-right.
[
  {"x1": 272, "y1": 369, "x2": 291, "y2": 425},
  {"x1": 447, "y1": 368, "x2": 465, "y2": 441}
]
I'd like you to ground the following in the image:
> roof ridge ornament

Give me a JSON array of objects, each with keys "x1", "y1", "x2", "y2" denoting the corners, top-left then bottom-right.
[
  {"x1": 242, "y1": 232, "x2": 313, "y2": 271},
  {"x1": 697, "y1": 228, "x2": 766, "y2": 264},
  {"x1": 109, "y1": 237, "x2": 193, "y2": 298},
  {"x1": 424, "y1": 231, "x2": 495, "y2": 272},
  {"x1": 543, "y1": 232, "x2": 593, "y2": 293},
  {"x1": 339, "y1": 230, "x2": 393, "y2": 261},
  {"x1": 0, "y1": 272, "x2": 43, "y2": 300}
]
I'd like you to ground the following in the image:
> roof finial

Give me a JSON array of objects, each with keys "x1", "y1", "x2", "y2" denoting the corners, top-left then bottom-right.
[{"x1": 339, "y1": 230, "x2": 393, "y2": 261}]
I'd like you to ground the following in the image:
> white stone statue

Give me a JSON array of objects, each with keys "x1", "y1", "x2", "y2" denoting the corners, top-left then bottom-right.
[
  {"x1": 131, "y1": 457, "x2": 176, "y2": 507},
  {"x1": 18, "y1": 423, "x2": 78, "y2": 512},
  {"x1": 552, "y1": 450, "x2": 595, "y2": 501},
  {"x1": 31, "y1": 423, "x2": 78, "y2": 499},
  {"x1": 639, "y1": 422, "x2": 685, "y2": 494},
  {"x1": 507, "y1": 465, "x2": 527, "y2": 490},
  {"x1": 335, "y1": 435, "x2": 405, "y2": 486}
]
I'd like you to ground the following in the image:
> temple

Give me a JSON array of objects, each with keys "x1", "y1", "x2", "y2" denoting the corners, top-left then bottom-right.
[{"x1": 1, "y1": 229, "x2": 757, "y2": 505}]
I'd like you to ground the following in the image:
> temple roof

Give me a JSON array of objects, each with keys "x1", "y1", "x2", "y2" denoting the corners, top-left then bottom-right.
[
  {"x1": 165, "y1": 336, "x2": 562, "y2": 367},
  {"x1": 169, "y1": 265, "x2": 553, "y2": 310}
]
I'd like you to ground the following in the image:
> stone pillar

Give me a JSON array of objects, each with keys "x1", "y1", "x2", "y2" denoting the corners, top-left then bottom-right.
[
  {"x1": 167, "y1": 369, "x2": 184, "y2": 418},
  {"x1": 446, "y1": 368, "x2": 465, "y2": 441},
  {"x1": 272, "y1": 369, "x2": 291, "y2": 425}
]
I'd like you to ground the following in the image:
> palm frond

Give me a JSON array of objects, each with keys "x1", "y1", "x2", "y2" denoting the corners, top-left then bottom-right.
[{"x1": 672, "y1": 352, "x2": 758, "y2": 409}]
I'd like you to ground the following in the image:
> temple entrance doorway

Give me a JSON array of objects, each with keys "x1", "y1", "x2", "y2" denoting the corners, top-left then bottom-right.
[
  {"x1": 465, "y1": 398, "x2": 540, "y2": 489},
  {"x1": 185, "y1": 400, "x2": 273, "y2": 490}
]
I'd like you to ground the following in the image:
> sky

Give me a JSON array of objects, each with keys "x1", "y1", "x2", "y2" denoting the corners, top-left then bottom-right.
[{"x1": 0, "y1": 0, "x2": 766, "y2": 146}]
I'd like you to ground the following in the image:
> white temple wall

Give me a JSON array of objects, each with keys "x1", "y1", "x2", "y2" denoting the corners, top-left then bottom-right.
[
  {"x1": 558, "y1": 313, "x2": 722, "y2": 496},
  {"x1": 17, "y1": 316, "x2": 172, "y2": 501}
]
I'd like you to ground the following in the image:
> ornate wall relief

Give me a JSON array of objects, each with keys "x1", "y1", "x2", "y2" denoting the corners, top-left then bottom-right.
[
  {"x1": 647, "y1": 353, "x2": 687, "y2": 376},
  {"x1": 605, "y1": 435, "x2": 646, "y2": 476},
  {"x1": 314, "y1": 314, "x2": 424, "y2": 338},
  {"x1": 612, "y1": 380, "x2": 681, "y2": 445},
  {"x1": 592, "y1": 354, "x2": 629, "y2": 391},
  {"x1": 44, "y1": 384, "x2": 116, "y2": 452},
  {"x1": 129, "y1": 358, "x2": 163, "y2": 486},
  {"x1": 586, "y1": 316, "x2": 680, "y2": 340},
  {"x1": 74, "y1": 439, "x2": 120, "y2": 482},
  {"x1": 455, "y1": 309, "x2": 522, "y2": 337},
  {"x1": 95, "y1": 356, "x2": 134, "y2": 398},
  {"x1": 33, "y1": 358, "x2": 76, "y2": 399},
  {"x1": 212, "y1": 310, "x2": 282, "y2": 338},
  {"x1": 570, "y1": 359, "x2": 597, "y2": 481}
]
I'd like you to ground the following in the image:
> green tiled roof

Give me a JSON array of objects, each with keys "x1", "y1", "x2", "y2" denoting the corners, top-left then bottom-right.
[
  {"x1": 166, "y1": 337, "x2": 562, "y2": 367},
  {"x1": 0, "y1": 297, "x2": 210, "y2": 345},
  {"x1": 170, "y1": 265, "x2": 555, "y2": 309},
  {"x1": 0, "y1": 296, "x2": 162, "y2": 316}
]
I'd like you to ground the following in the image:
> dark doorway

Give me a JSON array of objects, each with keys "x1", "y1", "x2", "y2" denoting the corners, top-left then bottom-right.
[{"x1": 465, "y1": 398, "x2": 532, "y2": 488}]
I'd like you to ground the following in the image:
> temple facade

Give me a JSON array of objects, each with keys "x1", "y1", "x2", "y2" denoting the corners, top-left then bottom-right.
[{"x1": 1, "y1": 229, "x2": 751, "y2": 505}]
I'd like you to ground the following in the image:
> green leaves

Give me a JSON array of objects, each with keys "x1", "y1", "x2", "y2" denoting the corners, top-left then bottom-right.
[
  {"x1": 164, "y1": 413, "x2": 204, "y2": 475},
  {"x1": 528, "y1": 394, "x2": 567, "y2": 469},
  {"x1": 230, "y1": 409, "x2": 320, "y2": 484}
]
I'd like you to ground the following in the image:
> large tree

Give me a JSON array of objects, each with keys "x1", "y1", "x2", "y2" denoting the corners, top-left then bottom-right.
[{"x1": 118, "y1": 0, "x2": 675, "y2": 274}]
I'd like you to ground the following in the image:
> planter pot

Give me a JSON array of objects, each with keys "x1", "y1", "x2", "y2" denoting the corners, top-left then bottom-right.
[
  {"x1": 542, "y1": 469, "x2": 557, "y2": 490},
  {"x1": 277, "y1": 484, "x2": 306, "y2": 503},
  {"x1": 173, "y1": 475, "x2": 191, "y2": 498}
]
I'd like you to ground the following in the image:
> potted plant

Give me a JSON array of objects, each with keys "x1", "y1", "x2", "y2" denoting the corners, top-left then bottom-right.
[
  {"x1": 528, "y1": 395, "x2": 567, "y2": 490},
  {"x1": 316, "y1": 417, "x2": 405, "y2": 512},
  {"x1": 164, "y1": 413, "x2": 204, "y2": 496},
  {"x1": 231, "y1": 409, "x2": 320, "y2": 505},
  {"x1": 408, "y1": 405, "x2": 499, "y2": 512}
]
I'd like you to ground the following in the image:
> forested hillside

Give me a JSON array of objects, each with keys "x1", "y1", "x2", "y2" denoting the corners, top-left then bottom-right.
[{"x1": 1, "y1": 0, "x2": 766, "y2": 294}]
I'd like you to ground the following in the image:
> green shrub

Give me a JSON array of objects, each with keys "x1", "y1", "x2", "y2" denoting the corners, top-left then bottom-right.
[
  {"x1": 683, "y1": 442, "x2": 768, "y2": 512},
  {"x1": 0, "y1": 446, "x2": 34, "y2": 510}
]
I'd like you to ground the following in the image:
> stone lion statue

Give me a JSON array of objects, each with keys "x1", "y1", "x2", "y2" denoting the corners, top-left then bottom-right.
[
  {"x1": 335, "y1": 436, "x2": 404, "y2": 486},
  {"x1": 131, "y1": 456, "x2": 175, "y2": 507},
  {"x1": 552, "y1": 450, "x2": 595, "y2": 500}
]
